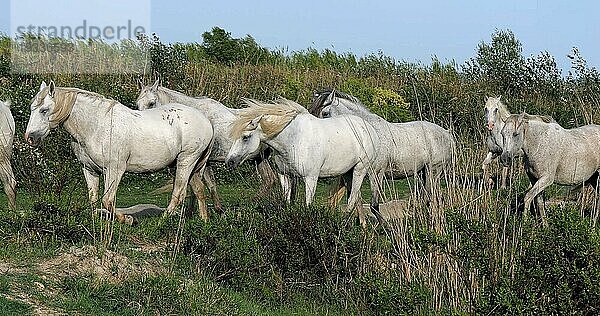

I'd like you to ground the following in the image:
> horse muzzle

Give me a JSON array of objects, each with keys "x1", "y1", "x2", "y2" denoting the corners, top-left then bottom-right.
[
  {"x1": 24, "y1": 131, "x2": 43, "y2": 147},
  {"x1": 225, "y1": 157, "x2": 241, "y2": 169},
  {"x1": 499, "y1": 152, "x2": 512, "y2": 167}
]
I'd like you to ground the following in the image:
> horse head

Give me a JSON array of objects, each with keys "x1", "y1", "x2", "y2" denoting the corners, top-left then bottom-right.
[{"x1": 136, "y1": 78, "x2": 161, "y2": 110}]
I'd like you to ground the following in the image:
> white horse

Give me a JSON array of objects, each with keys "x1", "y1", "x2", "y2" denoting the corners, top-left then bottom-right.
[
  {"x1": 135, "y1": 79, "x2": 277, "y2": 210},
  {"x1": 482, "y1": 96, "x2": 555, "y2": 189},
  {"x1": 500, "y1": 113, "x2": 598, "y2": 225},
  {"x1": 482, "y1": 96, "x2": 514, "y2": 188},
  {"x1": 25, "y1": 81, "x2": 214, "y2": 221},
  {"x1": 310, "y1": 89, "x2": 455, "y2": 209},
  {"x1": 0, "y1": 100, "x2": 16, "y2": 210},
  {"x1": 225, "y1": 98, "x2": 379, "y2": 226}
]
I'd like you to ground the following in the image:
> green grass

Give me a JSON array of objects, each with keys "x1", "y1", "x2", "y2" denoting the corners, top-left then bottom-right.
[
  {"x1": 0, "y1": 173, "x2": 389, "y2": 315},
  {"x1": 0, "y1": 296, "x2": 32, "y2": 316},
  {"x1": 0, "y1": 268, "x2": 346, "y2": 315}
]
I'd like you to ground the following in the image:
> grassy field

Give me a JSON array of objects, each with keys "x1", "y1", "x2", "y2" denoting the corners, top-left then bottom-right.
[
  {"x1": 0, "y1": 165, "x2": 418, "y2": 315},
  {"x1": 1, "y1": 152, "x2": 598, "y2": 315},
  {"x1": 3, "y1": 29, "x2": 600, "y2": 314}
]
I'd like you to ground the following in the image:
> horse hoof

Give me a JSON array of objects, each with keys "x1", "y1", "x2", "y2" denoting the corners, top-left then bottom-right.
[
  {"x1": 163, "y1": 209, "x2": 179, "y2": 218},
  {"x1": 123, "y1": 215, "x2": 135, "y2": 226},
  {"x1": 115, "y1": 213, "x2": 136, "y2": 226}
]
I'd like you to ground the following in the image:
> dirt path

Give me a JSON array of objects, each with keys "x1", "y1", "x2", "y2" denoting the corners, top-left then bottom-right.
[{"x1": 1, "y1": 244, "x2": 165, "y2": 315}]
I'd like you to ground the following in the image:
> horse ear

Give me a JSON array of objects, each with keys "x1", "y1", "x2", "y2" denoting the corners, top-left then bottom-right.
[
  {"x1": 517, "y1": 113, "x2": 528, "y2": 128},
  {"x1": 325, "y1": 89, "x2": 336, "y2": 105},
  {"x1": 137, "y1": 78, "x2": 144, "y2": 90},
  {"x1": 151, "y1": 78, "x2": 160, "y2": 91},
  {"x1": 248, "y1": 115, "x2": 263, "y2": 130},
  {"x1": 40, "y1": 81, "x2": 47, "y2": 91},
  {"x1": 48, "y1": 80, "x2": 56, "y2": 97}
]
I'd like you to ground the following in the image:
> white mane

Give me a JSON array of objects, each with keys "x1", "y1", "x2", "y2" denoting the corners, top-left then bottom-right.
[{"x1": 230, "y1": 98, "x2": 307, "y2": 139}]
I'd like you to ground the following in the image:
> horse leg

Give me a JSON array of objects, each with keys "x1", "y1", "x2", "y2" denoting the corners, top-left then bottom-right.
[
  {"x1": 202, "y1": 165, "x2": 222, "y2": 213},
  {"x1": 304, "y1": 176, "x2": 319, "y2": 206},
  {"x1": 278, "y1": 173, "x2": 292, "y2": 203},
  {"x1": 102, "y1": 165, "x2": 127, "y2": 223},
  {"x1": 536, "y1": 194, "x2": 546, "y2": 225},
  {"x1": 328, "y1": 177, "x2": 346, "y2": 208},
  {"x1": 501, "y1": 166, "x2": 509, "y2": 189},
  {"x1": 482, "y1": 152, "x2": 496, "y2": 187},
  {"x1": 82, "y1": 167, "x2": 100, "y2": 208},
  {"x1": 0, "y1": 158, "x2": 16, "y2": 211},
  {"x1": 165, "y1": 159, "x2": 198, "y2": 216},
  {"x1": 347, "y1": 168, "x2": 368, "y2": 228},
  {"x1": 189, "y1": 170, "x2": 209, "y2": 221},
  {"x1": 523, "y1": 175, "x2": 553, "y2": 225},
  {"x1": 417, "y1": 168, "x2": 431, "y2": 201},
  {"x1": 368, "y1": 171, "x2": 384, "y2": 223}
]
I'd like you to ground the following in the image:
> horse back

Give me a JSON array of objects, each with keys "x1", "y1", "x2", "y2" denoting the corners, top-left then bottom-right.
[{"x1": 389, "y1": 120, "x2": 454, "y2": 165}]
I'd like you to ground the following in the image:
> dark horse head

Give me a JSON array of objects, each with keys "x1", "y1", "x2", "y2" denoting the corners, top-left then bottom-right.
[{"x1": 309, "y1": 88, "x2": 361, "y2": 118}]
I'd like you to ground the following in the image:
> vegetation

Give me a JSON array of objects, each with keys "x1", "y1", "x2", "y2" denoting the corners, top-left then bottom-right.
[{"x1": 1, "y1": 28, "x2": 600, "y2": 314}]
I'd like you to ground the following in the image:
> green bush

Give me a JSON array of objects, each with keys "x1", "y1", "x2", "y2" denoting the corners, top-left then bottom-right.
[
  {"x1": 183, "y1": 202, "x2": 390, "y2": 309},
  {"x1": 474, "y1": 207, "x2": 600, "y2": 314}
]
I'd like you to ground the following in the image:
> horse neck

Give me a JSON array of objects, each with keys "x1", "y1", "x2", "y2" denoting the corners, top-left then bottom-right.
[
  {"x1": 157, "y1": 87, "x2": 194, "y2": 105},
  {"x1": 62, "y1": 95, "x2": 117, "y2": 144},
  {"x1": 337, "y1": 99, "x2": 384, "y2": 122},
  {"x1": 496, "y1": 102, "x2": 511, "y2": 122},
  {"x1": 262, "y1": 114, "x2": 303, "y2": 156},
  {"x1": 521, "y1": 120, "x2": 552, "y2": 156}
]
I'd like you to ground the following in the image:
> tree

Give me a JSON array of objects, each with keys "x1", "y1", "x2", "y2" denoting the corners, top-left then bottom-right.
[
  {"x1": 201, "y1": 27, "x2": 272, "y2": 65},
  {"x1": 201, "y1": 27, "x2": 241, "y2": 65}
]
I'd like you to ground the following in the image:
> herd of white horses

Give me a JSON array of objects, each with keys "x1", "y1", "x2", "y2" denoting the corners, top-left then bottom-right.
[{"x1": 0, "y1": 79, "x2": 596, "y2": 226}]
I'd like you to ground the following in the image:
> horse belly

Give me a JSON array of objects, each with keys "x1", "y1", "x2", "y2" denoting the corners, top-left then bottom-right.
[
  {"x1": 319, "y1": 144, "x2": 372, "y2": 178},
  {"x1": 319, "y1": 163, "x2": 356, "y2": 178},
  {"x1": 385, "y1": 148, "x2": 427, "y2": 178},
  {"x1": 555, "y1": 162, "x2": 598, "y2": 185},
  {"x1": 126, "y1": 141, "x2": 179, "y2": 173}
]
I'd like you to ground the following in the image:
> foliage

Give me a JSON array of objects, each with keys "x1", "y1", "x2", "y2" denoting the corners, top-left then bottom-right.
[
  {"x1": 1, "y1": 26, "x2": 600, "y2": 315},
  {"x1": 475, "y1": 208, "x2": 600, "y2": 314},
  {"x1": 201, "y1": 27, "x2": 273, "y2": 65},
  {"x1": 371, "y1": 87, "x2": 412, "y2": 122}
]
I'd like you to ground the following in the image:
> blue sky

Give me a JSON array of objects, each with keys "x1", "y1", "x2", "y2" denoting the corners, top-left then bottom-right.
[{"x1": 1, "y1": 0, "x2": 598, "y2": 72}]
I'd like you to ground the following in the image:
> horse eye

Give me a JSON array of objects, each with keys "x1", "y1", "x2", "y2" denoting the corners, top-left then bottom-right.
[
  {"x1": 40, "y1": 108, "x2": 49, "y2": 115},
  {"x1": 242, "y1": 135, "x2": 250, "y2": 141},
  {"x1": 512, "y1": 132, "x2": 518, "y2": 137}
]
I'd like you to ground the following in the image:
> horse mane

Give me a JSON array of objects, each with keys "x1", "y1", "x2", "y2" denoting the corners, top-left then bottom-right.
[
  {"x1": 309, "y1": 88, "x2": 362, "y2": 115},
  {"x1": 157, "y1": 86, "x2": 209, "y2": 101},
  {"x1": 35, "y1": 87, "x2": 113, "y2": 127},
  {"x1": 523, "y1": 113, "x2": 555, "y2": 123},
  {"x1": 230, "y1": 98, "x2": 307, "y2": 139},
  {"x1": 506, "y1": 113, "x2": 555, "y2": 126}
]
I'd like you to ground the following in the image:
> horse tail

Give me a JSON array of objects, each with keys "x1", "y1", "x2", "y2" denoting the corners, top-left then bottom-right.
[{"x1": 194, "y1": 137, "x2": 214, "y2": 174}]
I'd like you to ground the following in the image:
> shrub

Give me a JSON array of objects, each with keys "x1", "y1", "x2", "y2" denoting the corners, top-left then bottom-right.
[
  {"x1": 477, "y1": 207, "x2": 600, "y2": 314},
  {"x1": 183, "y1": 202, "x2": 383, "y2": 309}
]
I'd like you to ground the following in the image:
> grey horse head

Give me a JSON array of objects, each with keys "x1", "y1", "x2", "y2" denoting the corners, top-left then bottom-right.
[
  {"x1": 310, "y1": 88, "x2": 362, "y2": 118},
  {"x1": 499, "y1": 113, "x2": 527, "y2": 166}
]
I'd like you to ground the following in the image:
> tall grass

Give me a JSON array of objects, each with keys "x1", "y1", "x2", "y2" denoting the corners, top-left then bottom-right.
[{"x1": 1, "y1": 29, "x2": 600, "y2": 314}]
